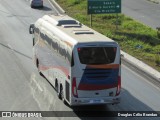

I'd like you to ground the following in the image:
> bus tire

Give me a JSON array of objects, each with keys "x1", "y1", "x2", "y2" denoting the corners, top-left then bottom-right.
[
  {"x1": 31, "y1": 4, "x2": 34, "y2": 8},
  {"x1": 33, "y1": 38, "x2": 35, "y2": 46},
  {"x1": 59, "y1": 85, "x2": 67, "y2": 104},
  {"x1": 62, "y1": 90, "x2": 67, "y2": 105},
  {"x1": 36, "y1": 59, "x2": 43, "y2": 76},
  {"x1": 55, "y1": 79, "x2": 58, "y2": 92},
  {"x1": 57, "y1": 82, "x2": 61, "y2": 99}
]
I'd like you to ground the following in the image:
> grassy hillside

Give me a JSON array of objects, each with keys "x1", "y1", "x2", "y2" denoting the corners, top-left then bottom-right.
[{"x1": 56, "y1": 0, "x2": 160, "y2": 71}]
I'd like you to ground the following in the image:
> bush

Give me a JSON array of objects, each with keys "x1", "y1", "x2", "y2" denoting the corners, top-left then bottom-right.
[{"x1": 155, "y1": 53, "x2": 160, "y2": 66}]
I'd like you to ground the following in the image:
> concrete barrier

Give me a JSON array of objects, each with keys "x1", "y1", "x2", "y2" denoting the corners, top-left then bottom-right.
[{"x1": 49, "y1": 0, "x2": 65, "y2": 14}]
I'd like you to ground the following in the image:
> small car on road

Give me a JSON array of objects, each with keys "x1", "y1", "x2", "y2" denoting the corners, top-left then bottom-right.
[{"x1": 30, "y1": 0, "x2": 43, "y2": 8}]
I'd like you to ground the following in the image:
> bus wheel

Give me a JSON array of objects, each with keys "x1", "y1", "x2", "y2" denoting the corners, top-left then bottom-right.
[
  {"x1": 33, "y1": 38, "x2": 35, "y2": 46},
  {"x1": 58, "y1": 85, "x2": 61, "y2": 99},
  {"x1": 55, "y1": 80, "x2": 58, "y2": 92},
  {"x1": 60, "y1": 85, "x2": 67, "y2": 104},
  {"x1": 36, "y1": 59, "x2": 43, "y2": 76}
]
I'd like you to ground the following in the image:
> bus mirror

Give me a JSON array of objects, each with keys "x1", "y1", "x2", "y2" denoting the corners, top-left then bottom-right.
[{"x1": 29, "y1": 24, "x2": 34, "y2": 34}]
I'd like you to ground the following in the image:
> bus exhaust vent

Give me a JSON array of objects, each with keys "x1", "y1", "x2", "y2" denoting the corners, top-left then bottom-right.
[
  {"x1": 57, "y1": 20, "x2": 80, "y2": 26},
  {"x1": 73, "y1": 30, "x2": 94, "y2": 35},
  {"x1": 62, "y1": 24, "x2": 81, "y2": 28}
]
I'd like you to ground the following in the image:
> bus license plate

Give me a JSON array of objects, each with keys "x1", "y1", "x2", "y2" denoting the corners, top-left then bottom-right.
[{"x1": 90, "y1": 99, "x2": 104, "y2": 103}]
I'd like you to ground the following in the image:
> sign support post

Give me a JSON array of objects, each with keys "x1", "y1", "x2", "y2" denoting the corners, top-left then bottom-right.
[
  {"x1": 90, "y1": 14, "x2": 92, "y2": 27},
  {"x1": 116, "y1": 13, "x2": 118, "y2": 31}
]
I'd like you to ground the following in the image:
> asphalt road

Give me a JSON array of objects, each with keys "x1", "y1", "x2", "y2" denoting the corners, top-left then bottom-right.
[
  {"x1": 122, "y1": 0, "x2": 160, "y2": 29},
  {"x1": 0, "y1": 0, "x2": 160, "y2": 120}
]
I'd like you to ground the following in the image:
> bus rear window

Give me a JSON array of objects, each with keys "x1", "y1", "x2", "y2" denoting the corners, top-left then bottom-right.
[{"x1": 78, "y1": 47, "x2": 116, "y2": 65}]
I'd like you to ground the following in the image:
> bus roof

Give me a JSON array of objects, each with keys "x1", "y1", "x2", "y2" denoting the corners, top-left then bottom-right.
[{"x1": 39, "y1": 14, "x2": 116, "y2": 46}]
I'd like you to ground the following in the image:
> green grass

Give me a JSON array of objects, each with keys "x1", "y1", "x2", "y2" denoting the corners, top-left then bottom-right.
[
  {"x1": 147, "y1": 0, "x2": 159, "y2": 4},
  {"x1": 56, "y1": 0, "x2": 160, "y2": 71}
]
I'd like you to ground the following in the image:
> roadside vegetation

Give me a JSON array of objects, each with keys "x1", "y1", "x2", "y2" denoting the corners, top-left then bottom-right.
[
  {"x1": 56, "y1": 0, "x2": 160, "y2": 71},
  {"x1": 147, "y1": 0, "x2": 159, "y2": 4}
]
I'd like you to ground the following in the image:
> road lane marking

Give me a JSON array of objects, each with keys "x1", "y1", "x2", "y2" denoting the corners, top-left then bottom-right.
[
  {"x1": 30, "y1": 73, "x2": 59, "y2": 111},
  {"x1": 7, "y1": 44, "x2": 14, "y2": 51},
  {"x1": 31, "y1": 73, "x2": 43, "y2": 92}
]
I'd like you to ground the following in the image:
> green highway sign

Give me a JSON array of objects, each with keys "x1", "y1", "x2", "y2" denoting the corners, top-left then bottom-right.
[{"x1": 88, "y1": 0, "x2": 121, "y2": 14}]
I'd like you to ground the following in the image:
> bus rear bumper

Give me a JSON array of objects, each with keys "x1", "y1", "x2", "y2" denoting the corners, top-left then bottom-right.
[{"x1": 70, "y1": 96, "x2": 120, "y2": 106}]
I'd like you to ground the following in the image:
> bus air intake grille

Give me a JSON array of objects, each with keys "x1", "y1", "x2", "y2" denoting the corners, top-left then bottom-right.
[{"x1": 83, "y1": 69, "x2": 113, "y2": 80}]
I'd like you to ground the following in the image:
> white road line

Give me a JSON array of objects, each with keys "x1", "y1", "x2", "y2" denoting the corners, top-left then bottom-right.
[
  {"x1": 31, "y1": 73, "x2": 43, "y2": 92},
  {"x1": 7, "y1": 44, "x2": 14, "y2": 51}
]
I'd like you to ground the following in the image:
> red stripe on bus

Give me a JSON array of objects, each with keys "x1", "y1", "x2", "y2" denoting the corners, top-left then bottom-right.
[
  {"x1": 39, "y1": 65, "x2": 69, "y2": 77},
  {"x1": 86, "y1": 64, "x2": 119, "y2": 69}
]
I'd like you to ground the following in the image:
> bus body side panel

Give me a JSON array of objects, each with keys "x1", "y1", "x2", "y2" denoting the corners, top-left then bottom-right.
[{"x1": 33, "y1": 24, "x2": 72, "y2": 104}]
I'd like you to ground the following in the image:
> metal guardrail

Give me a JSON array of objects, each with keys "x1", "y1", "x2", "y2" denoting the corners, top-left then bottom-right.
[{"x1": 49, "y1": 0, "x2": 65, "y2": 15}]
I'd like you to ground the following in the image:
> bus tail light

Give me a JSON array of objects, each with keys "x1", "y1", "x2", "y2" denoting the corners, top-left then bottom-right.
[
  {"x1": 113, "y1": 48, "x2": 117, "y2": 53},
  {"x1": 116, "y1": 76, "x2": 121, "y2": 96},
  {"x1": 72, "y1": 77, "x2": 78, "y2": 98}
]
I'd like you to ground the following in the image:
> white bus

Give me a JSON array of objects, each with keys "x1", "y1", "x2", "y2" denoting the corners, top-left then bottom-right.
[{"x1": 29, "y1": 14, "x2": 121, "y2": 106}]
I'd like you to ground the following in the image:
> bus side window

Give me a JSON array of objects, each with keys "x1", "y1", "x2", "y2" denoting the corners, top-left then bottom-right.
[
  {"x1": 40, "y1": 32, "x2": 45, "y2": 40},
  {"x1": 51, "y1": 37, "x2": 59, "y2": 53},
  {"x1": 71, "y1": 52, "x2": 74, "y2": 67},
  {"x1": 59, "y1": 43, "x2": 66, "y2": 59},
  {"x1": 34, "y1": 27, "x2": 39, "y2": 45},
  {"x1": 45, "y1": 35, "x2": 51, "y2": 47}
]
